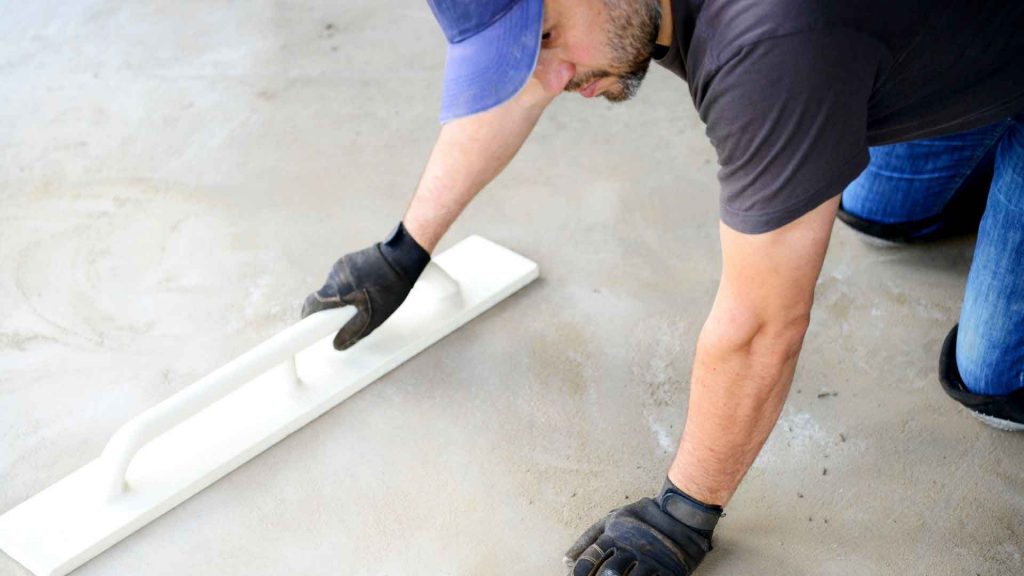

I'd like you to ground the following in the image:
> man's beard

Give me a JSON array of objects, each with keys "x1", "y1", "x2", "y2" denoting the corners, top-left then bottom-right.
[{"x1": 565, "y1": 0, "x2": 662, "y2": 102}]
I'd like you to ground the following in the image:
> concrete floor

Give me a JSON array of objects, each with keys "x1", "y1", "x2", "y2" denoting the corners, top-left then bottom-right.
[{"x1": 2, "y1": 2, "x2": 1022, "y2": 575}]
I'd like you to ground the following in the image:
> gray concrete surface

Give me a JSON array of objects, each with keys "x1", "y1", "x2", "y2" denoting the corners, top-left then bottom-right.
[{"x1": 2, "y1": 2, "x2": 1022, "y2": 575}]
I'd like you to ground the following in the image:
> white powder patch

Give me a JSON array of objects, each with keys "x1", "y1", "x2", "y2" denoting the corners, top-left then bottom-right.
[
  {"x1": 753, "y1": 408, "x2": 832, "y2": 469},
  {"x1": 646, "y1": 414, "x2": 675, "y2": 454}
]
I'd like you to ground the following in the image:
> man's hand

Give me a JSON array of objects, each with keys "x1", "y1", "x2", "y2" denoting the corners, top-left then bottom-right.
[
  {"x1": 301, "y1": 222, "x2": 429, "y2": 350},
  {"x1": 565, "y1": 479, "x2": 723, "y2": 576}
]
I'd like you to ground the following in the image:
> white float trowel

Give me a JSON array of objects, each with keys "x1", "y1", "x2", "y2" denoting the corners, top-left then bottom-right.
[{"x1": 0, "y1": 235, "x2": 538, "y2": 576}]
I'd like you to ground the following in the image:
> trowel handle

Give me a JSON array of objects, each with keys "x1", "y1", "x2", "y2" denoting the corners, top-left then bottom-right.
[
  {"x1": 97, "y1": 262, "x2": 460, "y2": 500},
  {"x1": 98, "y1": 306, "x2": 356, "y2": 499}
]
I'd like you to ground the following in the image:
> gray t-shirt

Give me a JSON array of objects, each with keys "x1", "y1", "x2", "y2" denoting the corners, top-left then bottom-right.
[{"x1": 656, "y1": 0, "x2": 1024, "y2": 233}]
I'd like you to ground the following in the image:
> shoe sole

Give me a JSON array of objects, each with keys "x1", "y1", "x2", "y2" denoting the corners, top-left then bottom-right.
[
  {"x1": 940, "y1": 326, "x2": 1024, "y2": 432},
  {"x1": 970, "y1": 410, "x2": 1024, "y2": 432},
  {"x1": 848, "y1": 229, "x2": 905, "y2": 248}
]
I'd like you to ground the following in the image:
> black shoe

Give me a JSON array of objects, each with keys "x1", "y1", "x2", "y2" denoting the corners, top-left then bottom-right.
[
  {"x1": 939, "y1": 325, "x2": 1024, "y2": 432},
  {"x1": 837, "y1": 155, "x2": 993, "y2": 246}
]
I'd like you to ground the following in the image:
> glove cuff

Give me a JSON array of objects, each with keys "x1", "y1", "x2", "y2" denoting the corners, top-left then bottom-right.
[
  {"x1": 658, "y1": 477, "x2": 724, "y2": 534},
  {"x1": 379, "y1": 222, "x2": 431, "y2": 285}
]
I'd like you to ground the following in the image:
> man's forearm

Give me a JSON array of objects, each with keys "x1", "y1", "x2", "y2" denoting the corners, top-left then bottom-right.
[
  {"x1": 403, "y1": 96, "x2": 547, "y2": 252},
  {"x1": 403, "y1": 57, "x2": 575, "y2": 252},
  {"x1": 667, "y1": 316, "x2": 808, "y2": 506}
]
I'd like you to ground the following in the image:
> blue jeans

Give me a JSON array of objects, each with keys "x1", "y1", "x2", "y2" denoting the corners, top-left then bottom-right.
[{"x1": 841, "y1": 116, "x2": 1024, "y2": 396}]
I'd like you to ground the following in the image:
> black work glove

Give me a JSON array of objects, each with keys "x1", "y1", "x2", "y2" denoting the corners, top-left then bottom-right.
[
  {"x1": 301, "y1": 222, "x2": 430, "y2": 350},
  {"x1": 565, "y1": 478, "x2": 724, "y2": 576}
]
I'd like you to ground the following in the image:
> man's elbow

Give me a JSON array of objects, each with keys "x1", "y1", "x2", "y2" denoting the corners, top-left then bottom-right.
[{"x1": 699, "y1": 304, "x2": 811, "y2": 365}]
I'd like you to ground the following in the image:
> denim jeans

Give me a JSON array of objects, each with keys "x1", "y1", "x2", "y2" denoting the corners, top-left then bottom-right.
[{"x1": 841, "y1": 115, "x2": 1024, "y2": 396}]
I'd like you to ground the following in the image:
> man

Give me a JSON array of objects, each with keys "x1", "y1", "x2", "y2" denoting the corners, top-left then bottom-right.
[{"x1": 302, "y1": 0, "x2": 1024, "y2": 573}]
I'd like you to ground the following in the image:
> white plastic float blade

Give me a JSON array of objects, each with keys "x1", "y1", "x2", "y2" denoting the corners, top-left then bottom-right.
[{"x1": 0, "y1": 235, "x2": 538, "y2": 576}]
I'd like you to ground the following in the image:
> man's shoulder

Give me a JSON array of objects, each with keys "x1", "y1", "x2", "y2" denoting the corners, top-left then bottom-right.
[{"x1": 694, "y1": 0, "x2": 867, "y2": 70}]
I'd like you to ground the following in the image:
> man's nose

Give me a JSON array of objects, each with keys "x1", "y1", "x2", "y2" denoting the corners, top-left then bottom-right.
[{"x1": 534, "y1": 50, "x2": 576, "y2": 94}]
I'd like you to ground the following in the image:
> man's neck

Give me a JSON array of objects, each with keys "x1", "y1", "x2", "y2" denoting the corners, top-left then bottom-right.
[{"x1": 657, "y1": 0, "x2": 673, "y2": 45}]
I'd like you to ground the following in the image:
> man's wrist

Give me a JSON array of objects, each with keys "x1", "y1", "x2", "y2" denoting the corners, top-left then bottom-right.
[
  {"x1": 666, "y1": 463, "x2": 729, "y2": 509},
  {"x1": 658, "y1": 476, "x2": 725, "y2": 537},
  {"x1": 379, "y1": 221, "x2": 431, "y2": 285}
]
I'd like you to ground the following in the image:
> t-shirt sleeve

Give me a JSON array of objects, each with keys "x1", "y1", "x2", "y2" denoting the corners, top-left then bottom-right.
[{"x1": 699, "y1": 30, "x2": 880, "y2": 234}]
